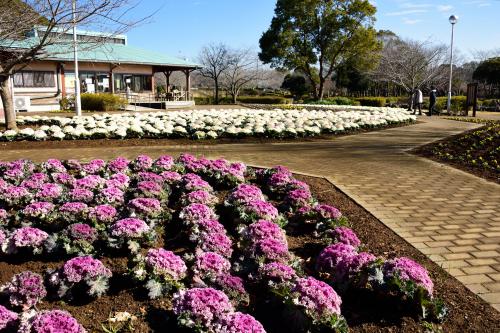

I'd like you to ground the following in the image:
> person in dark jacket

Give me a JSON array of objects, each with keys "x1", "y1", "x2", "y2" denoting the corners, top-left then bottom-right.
[{"x1": 428, "y1": 86, "x2": 437, "y2": 116}]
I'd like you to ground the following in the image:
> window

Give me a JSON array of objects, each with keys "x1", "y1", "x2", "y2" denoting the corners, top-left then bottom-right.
[
  {"x1": 13, "y1": 71, "x2": 55, "y2": 88},
  {"x1": 114, "y1": 74, "x2": 152, "y2": 93}
]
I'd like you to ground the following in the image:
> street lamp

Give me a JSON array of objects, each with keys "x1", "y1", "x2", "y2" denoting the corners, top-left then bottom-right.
[
  {"x1": 72, "y1": 0, "x2": 82, "y2": 117},
  {"x1": 447, "y1": 14, "x2": 458, "y2": 113}
]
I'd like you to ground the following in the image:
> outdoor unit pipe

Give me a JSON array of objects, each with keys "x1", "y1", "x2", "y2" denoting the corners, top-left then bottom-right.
[{"x1": 29, "y1": 64, "x2": 62, "y2": 100}]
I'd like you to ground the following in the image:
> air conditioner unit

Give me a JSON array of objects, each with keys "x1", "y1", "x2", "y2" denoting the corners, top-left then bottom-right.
[{"x1": 14, "y1": 96, "x2": 31, "y2": 112}]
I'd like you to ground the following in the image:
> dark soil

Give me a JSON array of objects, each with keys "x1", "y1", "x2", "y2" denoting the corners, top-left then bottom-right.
[
  {"x1": 1, "y1": 175, "x2": 498, "y2": 332},
  {"x1": 412, "y1": 122, "x2": 500, "y2": 184},
  {"x1": 0, "y1": 122, "x2": 416, "y2": 151}
]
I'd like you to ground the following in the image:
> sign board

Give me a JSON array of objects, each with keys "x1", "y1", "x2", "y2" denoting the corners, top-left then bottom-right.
[{"x1": 466, "y1": 83, "x2": 478, "y2": 117}]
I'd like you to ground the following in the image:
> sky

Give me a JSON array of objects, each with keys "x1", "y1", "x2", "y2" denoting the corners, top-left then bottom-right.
[{"x1": 124, "y1": 0, "x2": 500, "y2": 62}]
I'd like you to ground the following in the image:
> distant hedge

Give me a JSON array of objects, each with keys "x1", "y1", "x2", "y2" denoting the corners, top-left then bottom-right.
[
  {"x1": 237, "y1": 96, "x2": 292, "y2": 104},
  {"x1": 306, "y1": 97, "x2": 357, "y2": 106},
  {"x1": 81, "y1": 93, "x2": 127, "y2": 111},
  {"x1": 355, "y1": 97, "x2": 387, "y2": 107}
]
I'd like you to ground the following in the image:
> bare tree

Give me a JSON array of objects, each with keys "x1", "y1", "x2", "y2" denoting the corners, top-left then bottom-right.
[
  {"x1": 0, "y1": 0, "x2": 151, "y2": 129},
  {"x1": 372, "y1": 38, "x2": 448, "y2": 107},
  {"x1": 197, "y1": 43, "x2": 232, "y2": 104},
  {"x1": 221, "y1": 49, "x2": 264, "y2": 104}
]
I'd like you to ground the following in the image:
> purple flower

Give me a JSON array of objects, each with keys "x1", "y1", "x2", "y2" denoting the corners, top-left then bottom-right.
[
  {"x1": 314, "y1": 204, "x2": 342, "y2": 221},
  {"x1": 215, "y1": 312, "x2": 266, "y2": 333},
  {"x1": 284, "y1": 189, "x2": 314, "y2": 209},
  {"x1": 2, "y1": 271, "x2": 47, "y2": 309},
  {"x1": 213, "y1": 275, "x2": 249, "y2": 307},
  {"x1": 62, "y1": 256, "x2": 112, "y2": 283},
  {"x1": 180, "y1": 173, "x2": 213, "y2": 193},
  {"x1": 21, "y1": 173, "x2": 48, "y2": 190},
  {"x1": 190, "y1": 219, "x2": 227, "y2": 239},
  {"x1": 291, "y1": 277, "x2": 342, "y2": 319},
  {"x1": 198, "y1": 232, "x2": 233, "y2": 258},
  {"x1": 1, "y1": 185, "x2": 32, "y2": 206},
  {"x1": 22, "y1": 202, "x2": 54, "y2": 218},
  {"x1": 10, "y1": 227, "x2": 48, "y2": 250},
  {"x1": 0, "y1": 209, "x2": 7, "y2": 225},
  {"x1": 226, "y1": 184, "x2": 265, "y2": 206},
  {"x1": 252, "y1": 239, "x2": 291, "y2": 263},
  {"x1": 173, "y1": 288, "x2": 234, "y2": 329},
  {"x1": 240, "y1": 201, "x2": 280, "y2": 224},
  {"x1": 69, "y1": 188, "x2": 94, "y2": 203},
  {"x1": 268, "y1": 172, "x2": 292, "y2": 190},
  {"x1": 107, "y1": 157, "x2": 130, "y2": 173},
  {"x1": 153, "y1": 155, "x2": 175, "y2": 171},
  {"x1": 383, "y1": 257, "x2": 434, "y2": 296},
  {"x1": 136, "y1": 172, "x2": 164, "y2": 184},
  {"x1": 0, "y1": 228, "x2": 6, "y2": 245},
  {"x1": 52, "y1": 173, "x2": 76, "y2": 186},
  {"x1": 65, "y1": 159, "x2": 82, "y2": 171},
  {"x1": 59, "y1": 202, "x2": 88, "y2": 215},
  {"x1": 145, "y1": 248, "x2": 187, "y2": 280},
  {"x1": 88, "y1": 205, "x2": 117, "y2": 225},
  {"x1": 316, "y1": 243, "x2": 357, "y2": 274},
  {"x1": 105, "y1": 173, "x2": 130, "y2": 190},
  {"x1": 96, "y1": 187, "x2": 124, "y2": 205},
  {"x1": 66, "y1": 224, "x2": 98, "y2": 242},
  {"x1": 179, "y1": 204, "x2": 217, "y2": 226},
  {"x1": 160, "y1": 171, "x2": 182, "y2": 184},
  {"x1": 181, "y1": 190, "x2": 218, "y2": 207},
  {"x1": 42, "y1": 159, "x2": 67, "y2": 173},
  {"x1": 346, "y1": 252, "x2": 377, "y2": 276},
  {"x1": 82, "y1": 159, "x2": 106, "y2": 175},
  {"x1": 193, "y1": 251, "x2": 231, "y2": 281},
  {"x1": 136, "y1": 181, "x2": 167, "y2": 201},
  {"x1": 110, "y1": 218, "x2": 150, "y2": 238},
  {"x1": 242, "y1": 220, "x2": 287, "y2": 246},
  {"x1": 128, "y1": 197, "x2": 162, "y2": 217},
  {"x1": 28, "y1": 310, "x2": 86, "y2": 333},
  {"x1": 258, "y1": 262, "x2": 298, "y2": 285},
  {"x1": 75, "y1": 175, "x2": 105, "y2": 190},
  {"x1": 131, "y1": 155, "x2": 153, "y2": 171},
  {"x1": 325, "y1": 227, "x2": 361, "y2": 248},
  {"x1": 0, "y1": 305, "x2": 18, "y2": 330}
]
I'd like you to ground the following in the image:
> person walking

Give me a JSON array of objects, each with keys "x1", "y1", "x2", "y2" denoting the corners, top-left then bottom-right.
[
  {"x1": 412, "y1": 88, "x2": 423, "y2": 115},
  {"x1": 428, "y1": 86, "x2": 437, "y2": 116}
]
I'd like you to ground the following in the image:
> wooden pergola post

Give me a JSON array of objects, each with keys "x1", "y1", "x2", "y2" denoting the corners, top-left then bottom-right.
[{"x1": 163, "y1": 71, "x2": 172, "y2": 92}]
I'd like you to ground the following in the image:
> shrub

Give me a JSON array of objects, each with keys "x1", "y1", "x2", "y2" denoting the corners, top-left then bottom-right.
[
  {"x1": 355, "y1": 97, "x2": 387, "y2": 107},
  {"x1": 237, "y1": 96, "x2": 292, "y2": 104},
  {"x1": 306, "y1": 97, "x2": 355, "y2": 106},
  {"x1": 433, "y1": 96, "x2": 467, "y2": 112},
  {"x1": 80, "y1": 93, "x2": 127, "y2": 111}
]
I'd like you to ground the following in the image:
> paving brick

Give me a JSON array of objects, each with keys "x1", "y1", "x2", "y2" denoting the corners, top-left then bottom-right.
[
  {"x1": 483, "y1": 282, "x2": 500, "y2": 292},
  {"x1": 462, "y1": 266, "x2": 497, "y2": 275},
  {"x1": 466, "y1": 283, "x2": 490, "y2": 294},
  {"x1": 467, "y1": 258, "x2": 499, "y2": 266},
  {"x1": 471, "y1": 250, "x2": 499, "y2": 258},
  {"x1": 443, "y1": 253, "x2": 472, "y2": 260},
  {"x1": 456, "y1": 274, "x2": 493, "y2": 284}
]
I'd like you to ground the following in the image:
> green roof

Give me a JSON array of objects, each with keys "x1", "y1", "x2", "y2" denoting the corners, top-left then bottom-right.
[{"x1": 1, "y1": 38, "x2": 201, "y2": 68}]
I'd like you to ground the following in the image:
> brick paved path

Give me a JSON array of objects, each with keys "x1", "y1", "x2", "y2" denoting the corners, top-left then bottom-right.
[{"x1": 1, "y1": 117, "x2": 499, "y2": 310}]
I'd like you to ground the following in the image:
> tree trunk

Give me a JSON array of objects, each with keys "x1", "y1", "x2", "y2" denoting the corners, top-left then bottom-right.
[
  {"x1": 318, "y1": 77, "x2": 325, "y2": 101},
  {"x1": 0, "y1": 76, "x2": 16, "y2": 130},
  {"x1": 232, "y1": 93, "x2": 237, "y2": 104},
  {"x1": 214, "y1": 81, "x2": 219, "y2": 105}
]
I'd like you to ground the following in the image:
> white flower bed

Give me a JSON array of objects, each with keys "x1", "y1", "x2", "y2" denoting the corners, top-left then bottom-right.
[{"x1": 0, "y1": 108, "x2": 416, "y2": 141}]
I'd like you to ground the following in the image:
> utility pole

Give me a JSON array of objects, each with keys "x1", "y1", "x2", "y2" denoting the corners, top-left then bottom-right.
[{"x1": 73, "y1": 0, "x2": 82, "y2": 116}]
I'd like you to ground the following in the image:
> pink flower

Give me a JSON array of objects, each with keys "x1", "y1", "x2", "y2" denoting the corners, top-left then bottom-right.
[
  {"x1": 326, "y1": 227, "x2": 361, "y2": 248},
  {"x1": 258, "y1": 262, "x2": 297, "y2": 284},
  {"x1": 110, "y1": 218, "x2": 150, "y2": 238},
  {"x1": 198, "y1": 232, "x2": 233, "y2": 258},
  {"x1": 29, "y1": 310, "x2": 86, "y2": 333},
  {"x1": 179, "y1": 204, "x2": 217, "y2": 226},
  {"x1": 0, "y1": 305, "x2": 18, "y2": 330},
  {"x1": 62, "y1": 256, "x2": 112, "y2": 283},
  {"x1": 383, "y1": 257, "x2": 434, "y2": 296},
  {"x1": 11, "y1": 227, "x2": 48, "y2": 249},
  {"x1": 242, "y1": 220, "x2": 287, "y2": 246},
  {"x1": 193, "y1": 251, "x2": 231, "y2": 281},
  {"x1": 145, "y1": 248, "x2": 187, "y2": 280},
  {"x1": 3, "y1": 271, "x2": 47, "y2": 309},
  {"x1": 252, "y1": 238, "x2": 290, "y2": 263},
  {"x1": 107, "y1": 157, "x2": 130, "y2": 173},
  {"x1": 173, "y1": 288, "x2": 234, "y2": 329},
  {"x1": 215, "y1": 312, "x2": 266, "y2": 333},
  {"x1": 292, "y1": 277, "x2": 342, "y2": 318}
]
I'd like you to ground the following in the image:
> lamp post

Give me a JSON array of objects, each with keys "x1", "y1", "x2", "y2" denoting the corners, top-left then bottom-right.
[
  {"x1": 72, "y1": 0, "x2": 82, "y2": 116},
  {"x1": 447, "y1": 14, "x2": 458, "y2": 113}
]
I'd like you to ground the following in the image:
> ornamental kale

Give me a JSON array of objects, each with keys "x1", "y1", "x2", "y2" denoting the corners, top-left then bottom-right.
[
  {"x1": 131, "y1": 248, "x2": 187, "y2": 299},
  {"x1": 213, "y1": 274, "x2": 250, "y2": 308},
  {"x1": 108, "y1": 218, "x2": 156, "y2": 253},
  {"x1": 179, "y1": 204, "x2": 217, "y2": 227},
  {"x1": 0, "y1": 305, "x2": 18, "y2": 330},
  {"x1": 225, "y1": 184, "x2": 265, "y2": 206},
  {"x1": 287, "y1": 277, "x2": 348, "y2": 332},
  {"x1": 19, "y1": 309, "x2": 86, "y2": 333},
  {"x1": 214, "y1": 312, "x2": 266, "y2": 333},
  {"x1": 1, "y1": 271, "x2": 47, "y2": 310},
  {"x1": 172, "y1": 288, "x2": 234, "y2": 330},
  {"x1": 180, "y1": 190, "x2": 218, "y2": 207},
  {"x1": 193, "y1": 251, "x2": 232, "y2": 282},
  {"x1": 197, "y1": 232, "x2": 233, "y2": 258},
  {"x1": 4, "y1": 227, "x2": 49, "y2": 255},
  {"x1": 48, "y1": 256, "x2": 112, "y2": 299},
  {"x1": 128, "y1": 197, "x2": 163, "y2": 219},
  {"x1": 55, "y1": 223, "x2": 98, "y2": 256},
  {"x1": 383, "y1": 257, "x2": 434, "y2": 297}
]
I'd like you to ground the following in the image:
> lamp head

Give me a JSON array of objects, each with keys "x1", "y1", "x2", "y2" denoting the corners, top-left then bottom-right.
[{"x1": 449, "y1": 15, "x2": 458, "y2": 25}]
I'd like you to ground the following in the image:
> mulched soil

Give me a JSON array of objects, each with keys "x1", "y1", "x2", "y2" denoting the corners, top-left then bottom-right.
[
  {"x1": 412, "y1": 123, "x2": 500, "y2": 184},
  {"x1": 1, "y1": 175, "x2": 498, "y2": 332},
  {"x1": 0, "y1": 122, "x2": 416, "y2": 151}
]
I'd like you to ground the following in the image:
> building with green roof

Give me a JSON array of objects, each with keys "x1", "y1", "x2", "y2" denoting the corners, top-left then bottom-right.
[{"x1": 2, "y1": 27, "x2": 201, "y2": 112}]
